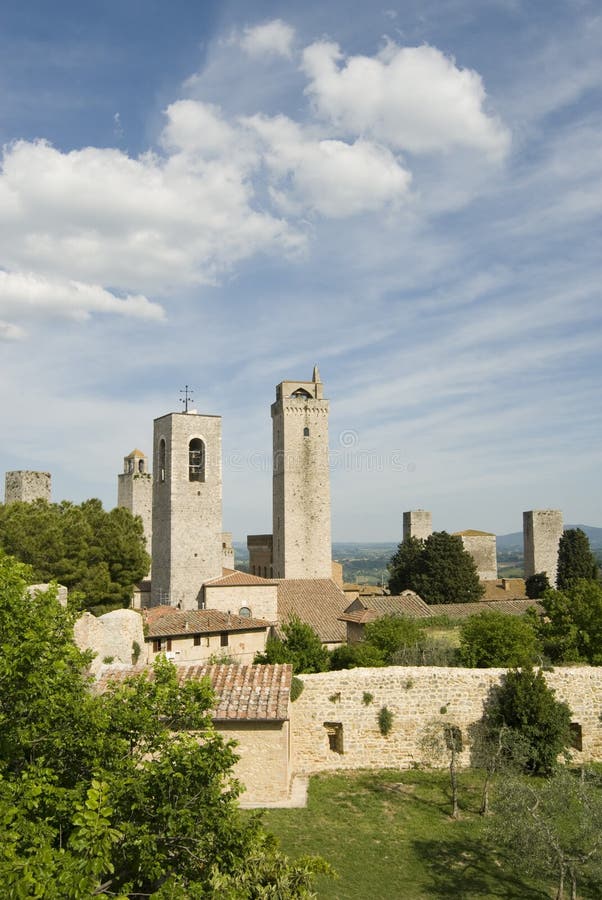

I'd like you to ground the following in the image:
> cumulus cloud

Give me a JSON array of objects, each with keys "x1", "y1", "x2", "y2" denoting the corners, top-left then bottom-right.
[
  {"x1": 239, "y1": 19, "x2": 295, "y2": 59},
  {"x1": 302, "y1": 40, "x2": 510, "y2": 159},
  {"x1": 0, "y1": 270, "x2": 164, "y2": 321},
  {"x1": 247, "y1": 114, "x2": 411, "y2": 217}
]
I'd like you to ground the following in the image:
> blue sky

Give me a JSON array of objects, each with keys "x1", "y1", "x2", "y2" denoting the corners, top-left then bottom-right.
[{"x1": 1, "y1": 0, "x2": 600, "y2": 540}]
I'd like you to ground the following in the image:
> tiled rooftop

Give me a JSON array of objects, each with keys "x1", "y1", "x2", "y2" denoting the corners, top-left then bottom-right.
[
  {"x1": 145, "y1": 608, "x2": 269, "y2": 638},
  {"x1": 275, "y1": 578, "x2": 348, "y2": 643},
  {"x1": 206, "y1": 571, "x2": 276, "y2": 587},
  {"x1": 427, "y1": 599, "x2": 542, "y2": 619},
  {"x1": 96, "y1": 663, "x2": 292, "y2": 721},
  {"x1": 480, "y1": 578, "x2": 527, "y2": 601},
  {"x1": 340, "y1": 592, "x2": 541, "y2": 623}
]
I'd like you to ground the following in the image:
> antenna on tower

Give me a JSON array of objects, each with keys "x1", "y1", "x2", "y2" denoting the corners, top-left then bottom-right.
[{"x1": 179, "y1": 385, "x2": 194, "y2": 413}]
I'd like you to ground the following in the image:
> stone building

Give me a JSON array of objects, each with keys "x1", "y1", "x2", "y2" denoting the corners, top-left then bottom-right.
[
  {"x1": 453, "y1": 529, "x2": 498, "y2": 581},
  {"x1": 247, "y1": 534, "x2": 273, "y2": 578},
  {"x1": 5, "y1": 470, "x2": 51, "y2": 504},
  {"x1": 117, "y1": 449, "x2": 152, "y2": 566},
  {"x1": 523, "y1": 509, "x2": 563, "y2": 584},
  {"x1": 144, "y1": 607, "x2": 270, "y2": 665},
  {"x1": 271, "y1": 366, "x2": 332, "y2": 579},
  {"x1": 402, "y1": 509, "x2": 432, "y2": 542},
  {"x1": 151, "y1": 410, "x2": 223, "y2": 609}
]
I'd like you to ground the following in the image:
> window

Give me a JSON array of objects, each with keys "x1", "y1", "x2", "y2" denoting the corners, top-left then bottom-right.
[
  {"x1": 193, "y1": 635, "x2": 201, "y2": 647},
  {"x1": 138, "y1": 458, "x2": 145, "y2": 473},
  {"x1": 152, "y1": 637, "x2": 172, "y2": 653},
  {"x1": 189, "y1": 438, "x2": 205, "y2": 482},
  {"x1": 303, "y1": 426, "x2": 310, "y2": 437},
  {"x1": 570, "y1": 722, "x2": 583, "y2": 751},
  {"x1": 239, "y1": 606, "x2": 251, "y2": 618},
  {"x1": 291, "y1": 388, "x2": 312, "y2": 399},
  {"x1": 159, "y1": 439, "x2": 166, "y2": 483},
  {"x1": 220, "y1": 633, "x2": 229, "y2": 647},
  {"x1": 323, "y1": 722, "x2": 344, "y2": 754}
]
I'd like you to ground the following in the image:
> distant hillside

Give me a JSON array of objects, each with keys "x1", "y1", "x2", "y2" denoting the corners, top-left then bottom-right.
[{"x1": 497, "y1": 524, "x2": 602, "y2": 551}]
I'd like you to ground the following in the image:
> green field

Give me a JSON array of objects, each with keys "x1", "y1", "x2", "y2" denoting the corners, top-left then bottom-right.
[{"x1": 262, "y1": 769, "x2": 589, "y2": 899}]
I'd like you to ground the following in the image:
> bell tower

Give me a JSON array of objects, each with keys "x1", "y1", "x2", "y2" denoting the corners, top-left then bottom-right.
[
  {"x1": 272, "y1": 366, "x2": 332, "y2": 579},
  {"x1": 151, "y1": 408, "x2": 223, "y2": 608},
  {"x1": 117, "y1": 449, "x2": 152, "y2": 569}
]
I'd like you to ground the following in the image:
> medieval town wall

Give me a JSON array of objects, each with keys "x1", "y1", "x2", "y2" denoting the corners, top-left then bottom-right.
[
  {"x1": 290, "y1": 666, "x2": 602, "y2": 774},
  {"x1": 218, "y1": 721, "x2": 291, "y2": 806}
]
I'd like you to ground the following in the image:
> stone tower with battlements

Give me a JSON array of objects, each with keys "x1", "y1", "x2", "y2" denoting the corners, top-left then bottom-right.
[
  {"x1": 271, "y1": 366, "x2": 332, "y2": 579},
  {"x1": 5, "y1": 470, "x2": 51, "y2": 504},
  {"x1": 117, "y1": 449, "x2": 152, "y2": 569},
  {"x1": 151, "y1": 411, "x2": 223, "y2": 609},
  {"x1": 523, "y1": 509, "x2": 563, "y2": 585},
  {"x1": 403, "y1": 510, "x2": 432, "y2": 542}
]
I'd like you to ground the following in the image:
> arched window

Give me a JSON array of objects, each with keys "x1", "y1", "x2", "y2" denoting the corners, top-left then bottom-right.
[
  {"x1": 291, "y1": 388, "x2": 312, "y2": 399},
  {"x1": 138, "y1": 458, "x2": 145, "y2": 473},
  {"x1": 159, "y1": 439, "x2": 166, "y2": 483},
  {"x1": 189, "y1": 438, "x2": 205, "y2": 482},
  {"x1": 303, "y1": 426, "x2": 310, "y2": 437}
]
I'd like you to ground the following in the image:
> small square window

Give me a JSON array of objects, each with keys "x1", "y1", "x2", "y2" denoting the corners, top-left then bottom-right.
[
  {"x1": 220, "y1": 633, "x2": 229, "y2": 648},
  {"x1": 193, "y1": 635, "x2": 201, "y2": 647}
]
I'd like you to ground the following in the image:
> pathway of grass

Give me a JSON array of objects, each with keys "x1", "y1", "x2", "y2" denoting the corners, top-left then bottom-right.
[{"x1": 263, "y1": 769, "x2": 552, "y2": 900}]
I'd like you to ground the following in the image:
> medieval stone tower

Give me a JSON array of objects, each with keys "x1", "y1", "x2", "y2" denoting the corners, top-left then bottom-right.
[
  {"x1": 5, "y1": 470, "x2": 51, "y2": 504},
  {"x1": 403, "y1": 510, "x2": 432, "y2": 542},
  {"x1": 523, "y1": 509, "x2": 563, "y2": 585},
  {"x1": 271, "y1": 366, "x2": 332, "y2": 579},
  {"x1": 117, "y1": 449, "x2": 152, "y2": 567},
  {"x1": 151, "y1": 411, "x2": 223, "y2": 609}
]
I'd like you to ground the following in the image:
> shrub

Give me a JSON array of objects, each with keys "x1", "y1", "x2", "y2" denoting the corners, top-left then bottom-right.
[{"x1": 378, "y1": 706, "x2": 394, "y2": 737}]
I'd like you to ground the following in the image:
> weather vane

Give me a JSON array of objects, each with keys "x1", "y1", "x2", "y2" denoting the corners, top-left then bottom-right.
[{"x1": 179, "y1": 385, "x2": 194, "y2": 413}]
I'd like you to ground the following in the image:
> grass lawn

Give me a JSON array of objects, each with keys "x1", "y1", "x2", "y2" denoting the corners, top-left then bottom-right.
[{"x1": 263, "y1": 769, "x2": 558, "y2": 899}]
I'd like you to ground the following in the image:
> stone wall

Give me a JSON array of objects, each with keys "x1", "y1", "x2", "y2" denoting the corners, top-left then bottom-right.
[
  {"x1": 403, "y1": 510, "x2": 432, "y2": 542},
  {"x1": 74, "y1": 609, "x2": 145, "y2": 675},
  {"x1": 218, "y1": 721, "x2": 290, "y2": 806},
  {"x1": 290, "y1": 666, "x2": 602, "y2": 774},
  {"x1": 523, "y1": 509, "x2": 563, "y2": 584},
  {"x1": 5, "y1": 470, "x2": 51, "y2": 503},
  {"x1": 458, "y1": 532, "x2": 498, "y2": 581},
  {"x1": 203, "y1": 582, "x2": 278, "y2": 622}
]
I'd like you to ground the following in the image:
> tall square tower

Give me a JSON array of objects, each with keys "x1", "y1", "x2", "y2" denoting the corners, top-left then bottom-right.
[
  {"x1": 117, "y1": 449, "x2": 152, "y2": 568},
  {"x1": 5, "y1": 470, "x2": 51, "y2": 504},
  {"x1": 523, "y1": 509, "x2": 563, "y2": 585},
  {"x1": 151, "y1": 411, "x2": 223, "y2": 609},
  {"x1": 272, "y1": 366, "x2": 332, "y2": 579}
]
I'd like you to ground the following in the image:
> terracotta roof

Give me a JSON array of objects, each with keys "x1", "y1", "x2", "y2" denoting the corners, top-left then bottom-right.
[
  {"x1": 145, "y1": 608, "x2": 269, "y2": 638},
  {"x1": 481, "y1": 578, "x2": 527, "y2": 601},
  {"x1": 340, "y1": 592, "x2": 431, "y2": 623},
  {"x1": 426, "y1": 599, "x2": 543, "y2": 619},
  {"x1": 125, "y1": 448, "x2": 147, "y2": 457},
  {"x1": 96, "y1": 663, "x2": 291, "y2": 721},
  {"x1": 453, "y1": 529, "x2": 495, "y2": 537},
  {"x1": 206, "y1": 571, "x2": 276, "y2": 587},
  {"x1": 275, "y1": 578, "x2": 348, "y2": 643}
]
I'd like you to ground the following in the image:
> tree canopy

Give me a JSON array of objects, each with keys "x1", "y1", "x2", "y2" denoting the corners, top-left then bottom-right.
[
  {"x1": 556, "y1": 527, "x2": 598, "y2": 589},
  {"x1": 0, "y1": 498, "x2": 149, "y2": 611},
  {"x1": 0, "y1": 551, "x2": 327, "y2": 897},
  {"x1": 537, "y1": 579, "x2": 602, "y2": 665},
  {"x1": 388, "y1": 531, "x2": 484, "y2": 603},
  {"x1": 458, "y1": 610, "x2": 541, "y2": 668},
  {"x1": 254, "y1": 615, "x2": 330, "y2": 673}
]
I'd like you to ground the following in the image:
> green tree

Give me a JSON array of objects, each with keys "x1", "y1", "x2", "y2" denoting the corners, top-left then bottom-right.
[
  {"x1": 525, "y1": 571, "x2": 551, "y2": 599},
  {"x1": 488, "y1": 768, "x2": 602, "y2": 900},
  {"x1": 486, "y1": 666, "x2": 572, "y2": 775},
  {"x1": 329, "y1": 642, "x2": 386, "y2": 669},
  {"x1": 363, "y1": 614, "x2": 425, "y2": 664},
  {"x1": 557, "y1": 528, "x2": 598, "y2": 589},
  {"x1": 387, "y1": 536, "x2": 424, "y2": 594},
  {"x1": 0, "y1": 551, "x2": 328, "y2": 897},
  {"x1": 458, "y1": 610, "x2": 541, "y2": 668},
  {"x1": 0, "y1": 498, "x2": 149, "y2": 611},
  {"x1": 389, "y1": 531, "x2": 484, "y2": 603},
  {"x1": 254, "y1": 615, "x2": 330, "y2": 673},
  {"x1": 538, "y1": 580, "x2": 602, "y2": 665}
]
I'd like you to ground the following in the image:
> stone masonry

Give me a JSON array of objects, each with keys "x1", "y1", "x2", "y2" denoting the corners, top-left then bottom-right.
[
  {"x1": 272, "y1": 367, "x2": 332, "y2": 579},
  {"x1": 152, "y1": 411, "x2": 223, "y2": 609},
  {"x1": 403, "y1": 510, "x2": 432, "y2": 542},
  {"x1": 117, "y1": 450, "x2": 152, "y2": 569},
  {"x1": 454, "y1": 530, "x2": 498, "y2": 581},
  {"x1": 5, "y1": 470, "x2": 51, "y2": 504},
  {"x1": 290, "y1": 666, "x2": 602, "y2": 775},
  {"x1": 523, "y1": 509, "x2": 563, "y2": 584}
]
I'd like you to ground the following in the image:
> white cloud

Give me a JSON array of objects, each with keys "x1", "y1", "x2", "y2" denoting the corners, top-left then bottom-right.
[
  {"x1": 0, "y1": 270, "x2": 164, "y2": 322},
  {"x1": 246, "y1": 114, "x2": 411, "y2": 217},
  {"x1": 302, "y1": 40, "x2": 510, "y2": 159},
  {"x1": 239, "y1": 19, "x2": 295, "y2": 59},
  {"x1": 0, "y1": 319, "x2": 25, "y2": 341}
]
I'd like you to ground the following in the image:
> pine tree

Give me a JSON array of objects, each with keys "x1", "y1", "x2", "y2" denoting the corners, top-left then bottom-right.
[{"x1": 557, "y1": 528, "x2": 598, "y2": 589}]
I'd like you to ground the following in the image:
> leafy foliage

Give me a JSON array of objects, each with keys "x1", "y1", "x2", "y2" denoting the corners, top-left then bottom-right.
[
  {"x1": 329, "y1": 641, "x2": 386, "y2": 669},
  {"x1": 525, "y1": 571, "x2": 551, "y2": 599},
  {"x1": 458, "y1": 610, "x2": 541, "y2": 668},
  {"x1": 488, "y1": 768, "x2": 602, "y2": 900},
  {"x1": 557, "y1": 527, "x2": 598, "y2": 589},
  {"x1": 0, "y1": 552, "x2": 327, "y2": 897},
  {"x1": 363, "y1": 614, "x2": 425, "y2": 663},
  {"x1": 254, "y1": 615, "x2": 330, "y2": 673},
  {"x1": 388, "y1": 531, "x2": 485, "y2": 603},
  {"x1": 378, "y1": 706, "x2": 394, "y2": 737},
  {"x1": 0, "y1": 498, "x2": 149, "y2": 611},
  {"x1": 537, "y1": 580, "x2": 602, "y2": 664},
  {"x1": 485, "y1": 666, "x2": 572, "y2": 775}
]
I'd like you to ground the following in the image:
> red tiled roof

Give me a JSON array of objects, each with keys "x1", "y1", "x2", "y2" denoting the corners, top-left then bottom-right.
[
  {"x1": 206, "y1": 571, "x2": 276, "y2": 587},
  {"x1": 480, "y1": 578, "x2": 527, "y2": 601},
  {"x1": 96, "y1": 663, "x2": 291, "y2": 721},
  {"x1": 145, "y1": 608, "x2": 269, "y2": 638},
  {"x1": 339, "y1": 593, "x2": 541, "y2": 623},
  {"x1": 427, "y1": 599, "x2": 542, "y2": 619},
  {"x1": 275, "y1": 578, "x2": 348, "y2": 643}
]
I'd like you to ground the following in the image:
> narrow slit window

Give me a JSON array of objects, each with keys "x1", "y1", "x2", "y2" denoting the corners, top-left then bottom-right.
[{"x1": 159, "y1": 439, "x2": 166, "y2": 483}]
